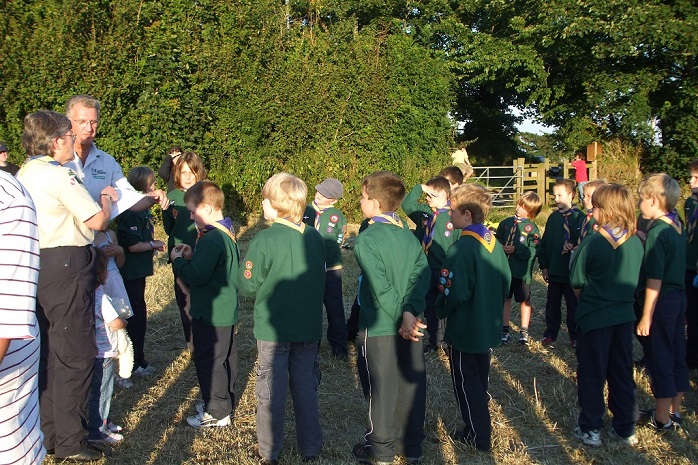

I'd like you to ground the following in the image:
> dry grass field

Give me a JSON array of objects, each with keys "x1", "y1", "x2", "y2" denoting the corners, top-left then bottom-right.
[{"x1": 44, "y1": 216, "x2": 697, "y2": 465}]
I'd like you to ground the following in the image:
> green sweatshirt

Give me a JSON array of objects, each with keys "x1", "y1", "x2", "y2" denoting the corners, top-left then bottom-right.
[
  {"x1": 117, "y1": 209, "x2": 154, "y2": 281},
  {"x1": 401, "y1": 184, "x2": 460, "y2": 270},
  {"x1": 303, "y1": 204, "x2": 347, "y2": 270},
  {"x1": 174, "y1": 226, "x2": 239, "y2": 327},
  {"x1": 537, "y1": 208, "x2": 585, "y2": 283},
  {"x1": 435, "y1": 228, "x2": 511, "y2": 353},
  {"x1": 354, "y1": 220, "x2": 430, "y2": 337},
  {"x1": 495, "y1": 216, "x2": 540, "y2": 283},
  {"x1": 570, "y1": 230, "x2": 642, "y2": 334},
  {"x1": 641, "y1": 217, "x2": 686, "y2": 297},
  {"x1": 163, "y1": 188, "x2": 198, "y2": 256},
  {"x1": 239, "y1": 220, "x2": 326, "y2": 342},
  {"x1": 578, "y1": 211, "x2": 598, "y2": 243}
]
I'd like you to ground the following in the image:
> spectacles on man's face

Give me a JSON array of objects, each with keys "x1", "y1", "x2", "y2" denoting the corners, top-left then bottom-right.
[
  {"x1": 59, "y1": 133, "x2": 77, "y2": 142},
  {"x1": 71, "y1": 119, "x2": 99, "y2": 128}
]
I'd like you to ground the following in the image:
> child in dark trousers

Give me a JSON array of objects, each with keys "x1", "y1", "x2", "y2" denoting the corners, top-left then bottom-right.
[
  {"x1": 401, "y1": 176, "x2": 460, "y2": 352},
  {"x1": 170, "y1": 181, "x2": 239, "y2": 428},
  {"x1": 352, "y1": 171, "x2": 431, "y2": 465},
  {"x1": 239, "y1": 173, "x2": 325, "y2": 464},
  {"x1": 636, "y1": 173, "x2": 689, "y2": 430},
  {"x1": 435, "y1": 183, "x2": 511, "y2": 452},
  {"x1": 303, "y1": 178, "x2": 349, "y2": 359},
  {"x1": 118, "y1": 167, "x2": 166, "y2": 378},
  {"x1": 570, "y1": 184, "x2": 643, "y2": 447},
  {"x1": 538, "y1": 178, "x2": 584, "y2": 347},
  {"x1": 683, "y1": 159, "x2": 698, "y2": 370}
]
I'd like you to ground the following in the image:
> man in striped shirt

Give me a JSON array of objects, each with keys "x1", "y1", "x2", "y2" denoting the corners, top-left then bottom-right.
[{"x1": 0, "y1": 170, "x2": 45, "y2": 465}]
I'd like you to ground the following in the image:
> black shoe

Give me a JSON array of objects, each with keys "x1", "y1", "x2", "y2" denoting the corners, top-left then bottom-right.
[
  {"x1": 56, "y1": 445, "x2": 103, "y2": 461},
  {"x1": 45, "y1": 449, "x2": 54, "y2": 456}
]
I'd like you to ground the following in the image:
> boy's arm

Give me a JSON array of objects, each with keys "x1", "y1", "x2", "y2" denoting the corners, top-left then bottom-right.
[
  {"x1": 162, "y1": 204, "x2": 175, "y2": 235},
  {"x1": 174, "y1": 239, "x2": 223, "y2": 286},
  {"x1": 513, "y1": 224, "x2": 539, "y2": 261},
  {"x1": 401, "y1": 184, "x2": 430, "y2": 220},
  {"x1": 638, "y1": 279, "x2": 661, "y2": 336},
  {"x1": 401, "y1": 248, "x2": 431, "y2": 316},
  {"x1": 537, "y1": 217, "x2": 551, "y2": 277},
  {"x1": 354, "y1": 237, "x2": 405, "y2": 319},
  {"x1": 238, "y1": 237, "x2": 267, "y2": 296},
  {"x1": 435, "y1": 244, "x2": 472, "y2": 319},
  {"x1": 569, "y1": 240, "x2": 588, "y2": 298}
]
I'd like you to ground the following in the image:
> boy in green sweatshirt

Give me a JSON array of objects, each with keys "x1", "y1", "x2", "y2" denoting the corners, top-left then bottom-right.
[{"x1": 170, "y1": 181, "x2": 239, "y2": 428}]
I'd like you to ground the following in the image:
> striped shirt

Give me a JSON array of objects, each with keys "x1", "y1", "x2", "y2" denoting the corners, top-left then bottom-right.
[{"x1": 0, "y1": 171, "x2": 45, "y2": 465}]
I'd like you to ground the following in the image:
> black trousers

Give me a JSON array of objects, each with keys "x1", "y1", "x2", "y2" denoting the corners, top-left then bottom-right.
[
  {"x1": 346, "y1": 297, "x2": 360, "y2": 342},
  {"x1": 448, "y1": 348, "x2": 492, "y2": 451},
  {"x1": 173, "y1": 271, "x2": 192, "y2": 347},
  {"x1": 543, "y1": 281, "x2": 578, "y2": 341},
  {"x1": 424, "y1": 269, "x2": 445, "y2": 347},
  {"x1": 323, "y1": 269, "x2": 348, "y2": 357},
  {"x1": 37, "y1": 246, "x2": 97, "y2": 457},
  {"x1": 357, "y1": 332, "x2": 426, "y2": 461},
  {"x1": 124, "y1": 277, "x2": 148, "y2": 370},
  {"x1": 685, "y1": 271, "x2": 698, "y2": 368},
  {"x1": 576, "y1": 323, "x2": 637, "y2": 437},
  {"x1": 192, "y1": 319, "x2": 238, "y2": 419}
]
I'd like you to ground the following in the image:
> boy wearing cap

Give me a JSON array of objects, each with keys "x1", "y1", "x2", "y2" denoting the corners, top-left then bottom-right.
[
  {"x1": 303, "y1": 178, "x2": 349, "y2": 359},
  {"x1": 0, "y1": 143, "x2": 20, "y2": 177}
]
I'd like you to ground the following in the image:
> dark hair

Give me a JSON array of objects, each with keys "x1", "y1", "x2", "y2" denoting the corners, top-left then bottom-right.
[
  {"x1": 168, "y1": 145, "x2": 183, "y2": 155},
  {"x1": 174, "y1": 152, "x2": 208, "y2": 189},
  {"x1": 22, "y1": 110, "x2": 71, "y2": 157},
  {"x1": 362, "y1": 171, "x2": 406, "y2": 212},
  {"x1": 95, "y1": 247, "x2": 109, "y2": 285},
  {"x1": 439, "y1": 166, "x2": 464, "y2": 185},
  {"x1": 127, "y1": 166, "x2": 156, "y2": 193},
  {"x1": 555, "y1": 178, "x2": 577, "y2": 198},
  {"x1": 184, "y1": 180, "x2": 225, "y2": 211},
  {"x1": 425, "y1": 176, "x2": 452, "y2": 195}
]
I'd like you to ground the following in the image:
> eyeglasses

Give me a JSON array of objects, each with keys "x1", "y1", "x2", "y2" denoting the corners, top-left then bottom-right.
[
  {"x1": 59, "y1": 133, "x2": 77, "y2": 142},
  {"x1": 71, "y1": 119, "x2": 99, "y2": 127}
]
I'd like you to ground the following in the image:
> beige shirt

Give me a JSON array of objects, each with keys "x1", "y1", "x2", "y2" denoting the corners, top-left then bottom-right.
[{"x1": 17, "y1": 156, "x2": 101, "y2": 248}]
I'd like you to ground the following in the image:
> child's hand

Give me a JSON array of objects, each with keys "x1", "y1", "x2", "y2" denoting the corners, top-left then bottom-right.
[
  {"x1": 399, "y1": 312, "x2": 427, "y2": 342},
  {"x1": 503, "y1": 245, "x2": 514, "y2": 254},
  {"x1": 561, "y1": 242, "x2": 573, "y2": 254},
  {"x1": 152, "y1": 240, "x2": 166, "y2": 252},
  {"x1": 170, "y1": 245, "x2": 184, "y2": 262},
  {"x1": 541, "y1": 269, "x2": 549, "y2": 283},
  {"x1": 179, "y1": 244, "x2": 193, "y2": 260},
  {"x1": 636, "y1": 316, "x2": 652, "y2": 336},
  {"x1": 102, "y1": 243, "x2": 122, "y2": 257}
]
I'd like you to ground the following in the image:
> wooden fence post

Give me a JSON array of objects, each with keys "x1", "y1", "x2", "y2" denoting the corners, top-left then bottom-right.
[{"x1": 513, "y1": 158, "x2": 524, "y2": 203}]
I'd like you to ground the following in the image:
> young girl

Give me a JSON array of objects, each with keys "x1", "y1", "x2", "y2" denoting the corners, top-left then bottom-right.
[
  {"x1": 163, "y1": 152, "x2": 208, "y2": 349},
  {"x1": 117, "y1": 167, "x2": 165, "y2": 378},
  {"x1": 87, "y1": 248, "x2": 128, "y2": 444},
  {"x1": 569, "y1": 183, "x2": 643, "y2": 447}
]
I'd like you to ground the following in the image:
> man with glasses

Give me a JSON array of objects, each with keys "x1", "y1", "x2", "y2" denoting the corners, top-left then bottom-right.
[{"x1": 65, "y1": 95, "x2": 169, "y2": 211}]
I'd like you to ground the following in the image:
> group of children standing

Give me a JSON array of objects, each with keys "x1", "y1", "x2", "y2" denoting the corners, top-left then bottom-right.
[{"x1": 88, "y1": 152, "x2": 695, "y2": 464}]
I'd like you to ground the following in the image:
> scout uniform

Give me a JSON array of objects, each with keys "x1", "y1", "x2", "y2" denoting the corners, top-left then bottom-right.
[
  {"x1": 684, "y1": 193, "x2": 698, "y2": 368},
  {"x1": 495, "y1": 215, "x2": 540, "y2": 299}
]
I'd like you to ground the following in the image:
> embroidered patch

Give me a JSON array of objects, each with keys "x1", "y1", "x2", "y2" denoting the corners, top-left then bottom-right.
[
  {"x1": 439, "y1": 277, "x2": 446, "y2": 285},
  {"x1": 440, "y1": 268, "x2": 449, "y2": 278},
  {"x1": 422, "y1": 219, "x2": 428, "y2": 227},
  {"x1": 326, "y1": 227, "x2": 333, "y2": 233},
  {"x1": 533, "y1": 240, "x2": 539, "y2": 245},
  {"x1": 533, "y1": 233, "x2": 539, "y2": 239},
  {"x1": 444, "y1": 288, "x2": 450, "y2": 296},
  {"x1": 438, "y1": 285, "x2": 445, "y2": 293},
  {"x1": 446, "y1": 222, "x2": 454, "y2": 230},
  {"x1": 520, "y1": 236, "x2": 526, "y2": 243},
  {"x1": 328, "y1": 222, "x2": 336, "y2": 228},
  {"x1": 446, "y1": 279, "x2": 452, "y2": 288},
  {"x1": 593, "y1": 224, "x2": 600, "y2": 231},
  {"x1": 444, "y1": 231, "x2": 451, "y2": 237},
  {"x1": 245, "y1": 261, "x2": 253, "y2": 270},
  {"x1": 130, "y1": 226, "x2": 138, "y2": 231},
  {"x1": 69, "y1": 177, "x2": 76, "y2": 186},
  {"x1": 524, "y1": 224, "x2": 533, "y2": 233},
  {"x1": 244, "y1": 270, "x2": 252, "y2": 279},
  {"x1": 172, "y1": 209, "x2": 179, "y2": 220},
  {"x1": 330, "y1": 214, "x2": 339, "y2": 223}
]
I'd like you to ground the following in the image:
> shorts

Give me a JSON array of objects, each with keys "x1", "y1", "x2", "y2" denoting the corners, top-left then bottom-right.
[{"x1": 507, "y1": 278, "x2": 530, "y2": 303}]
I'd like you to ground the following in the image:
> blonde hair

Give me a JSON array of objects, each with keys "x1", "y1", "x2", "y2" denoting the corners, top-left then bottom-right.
[
  {"x1": 450, "y1": 183, "x2": 492, "y2": 224},
  {"x1": 637, "y1": 173, "x2": 681, "y2": 212},
  {"x1": 584, "y1": 179, "x2": 607, "y2": 193},
  {"x1": 517, "y1": 191, "x2": 542, "y2": 220},
  {"x1": 592, "y1": 183, "x2": 637, "y2": 235},
  {"x1": 262, "y1": 172, "x2": 307, "y2": 222},
  {"x1": 184, "y1": 180, "x2": 224, "y2": 211}
]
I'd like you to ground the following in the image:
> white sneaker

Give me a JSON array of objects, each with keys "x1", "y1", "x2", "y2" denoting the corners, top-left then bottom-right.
[
  {"x1": 186, "y1": 411, "x2": 230, "y2": 428},
  {"x1": 195, "y1": 400, "x2": 205, "y2": 415},
  {"x1": 106, "y1": 422, "x2": 123, "y2": 433},
  {"x1": 133, "y1": 365, "x2": 156, "y2": 378},
  {"x1": 115, "y1": 376, "x2": 134, "y2": 389},
  {"x1": 608, "y1": 427, "x2": 638, "y2": 446},
  {"x1": 574, "y1": 427, "x2": 601, "y2": 447},
  {"x1": 101, "y1": 430, "x2": 124, "y2": 444}
]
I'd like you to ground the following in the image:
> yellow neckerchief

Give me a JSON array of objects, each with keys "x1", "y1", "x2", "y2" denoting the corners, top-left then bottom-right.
[
  {"x1": 460, "y1": 224, "x2": 497, "y2": 253},
  {"x1": 597, "y1": 226, "x2": 630, "y2": 250},
  {"x1": 17, "y1": 155, "x2": 60, "y2": 176},
  {"x1": 655, "y1": 214, "x2": 683, "y2": 235},
  {"x1": 275, "y1": 218, "x2": 306, "y2": 233}
]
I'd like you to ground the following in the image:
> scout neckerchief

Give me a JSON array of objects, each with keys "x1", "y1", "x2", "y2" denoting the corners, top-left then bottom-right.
[
  {"x1": 560, "y1": 207, "x2": 576, "y2": 242},
  {"x1": 275, "y1": 217, "x2": 306, "y2": 233},
  {"x1": 197, "y1": 217, "x2": 237, "y2": 247},
  {"x1": 579, "y1": 210, "x2": 594, "y2": 243},
  {"x1": 505, "y1": 215, "x2": 520, "y2": 248},
  {"x1": 461, "y1": 223, "x2": 496, "y2": 253},
  {"x1": 311, "y1": 201, "x2": 325, "y2": 229},
  {"x1": 687, "y1": 193, "x2": 698, "y2": 242},
  {"x1": 654, "y1": 210, "x2": 683, "y2": 235},
  {"x1": 598, "y1": 225, "x2": 630, "y2": 249},
  {"x1": 422, "y1": 205, "x2": 450, "y2": 255},
  {"x1": 369, "y1": 212, "x2": 403, "y2": 228},
  {"x1": 18, "y1": 155, "x2": 61, "y2": 176}
]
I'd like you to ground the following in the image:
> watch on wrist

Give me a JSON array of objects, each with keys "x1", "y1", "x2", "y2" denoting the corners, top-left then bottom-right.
[{"x1": 149, "y1": 241, "x2": 155, "y2": 250}]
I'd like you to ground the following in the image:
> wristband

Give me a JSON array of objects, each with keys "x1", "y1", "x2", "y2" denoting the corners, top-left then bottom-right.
[
  {"x1": 149, "y1": 241, "x2": 155, "y2": 250},
  {"x1": 100, "y1": 193, "x2": 112, "y2": 202}
]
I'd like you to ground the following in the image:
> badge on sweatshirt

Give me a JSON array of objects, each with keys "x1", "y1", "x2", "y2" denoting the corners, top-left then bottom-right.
[
  {"x1": 330, "y1": 214, "x2": 339, "y2": 223},
  {"x1": 524, "y1": 224, "x2": 533, "y2": 233},
  {"x1": 245, "y1": 261, "x2": 253, "y2": 270},
  {"x1": 244, "y1": 270, "x2": 252, "y2": 279}
]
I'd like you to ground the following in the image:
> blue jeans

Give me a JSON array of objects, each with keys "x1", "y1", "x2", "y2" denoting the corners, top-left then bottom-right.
[
  {"x1": 256, "y1": 340, "x2": 323, "y2": 461},
  {"x1": 87, "y1": 357, "x2": 115, "y2": 439},
  {"x1": 577, "y1": 181, "x2": 588, "y2": 203}
]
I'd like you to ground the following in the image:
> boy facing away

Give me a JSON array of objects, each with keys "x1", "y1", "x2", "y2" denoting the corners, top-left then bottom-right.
[
  {"x1": 239, "y1": 173, "x2": 325, "y2": 464},
  {"x1": 538, "y1": 179, "x2": 585, "y2": 347},
  {"x1": 170, "y1": 180, "x2": 240, "y2": 428},
  {"x1": 303, "y1": 178, "x2": 349, "y2": 359},
  {"x1": 352, "y1": 171, "x2": 431, "y2": 465},
  {"x1": 684, "y1": 160, "x2": 698, "y2": 370},
  {"x1": 636, "y1": 173, "x2": 689, "y2": 430},
  {"x1": 495, "y1": 191, "x2": 542, "y2": 345},
  {"x1": 435, "y1": 183, "x2": 511, "y2": 452},
  {"x1": 401, "y1": 175, "x2": 460, "y2": 352}
]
